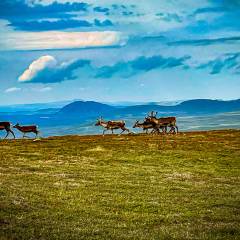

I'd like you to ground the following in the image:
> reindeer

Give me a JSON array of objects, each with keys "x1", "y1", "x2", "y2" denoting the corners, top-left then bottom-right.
[
  {"x1": 145, "y1": 111, "x2": 178, "y2": 134},
  {"x1": 0, "y1": 122, "x2": 15, "y2": 139},
  {"x1": 13, "y1": 123, "x2": 39, "y2": 138},
  {"x1": 133, "y1": 120, "x2": 159, "y2": 134},
  {"x1": 95, "y1": 117, "x2": 130, "y2": 136}
]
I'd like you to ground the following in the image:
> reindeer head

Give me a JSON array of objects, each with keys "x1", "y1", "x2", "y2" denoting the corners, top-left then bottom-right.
[
  {"x1": 132, "y1": 120, "x2": 139, "y2": 128},
  {"x1": 145, "y1": 111, "x2": 158, "y2": 122},
  {"x1": 13, "y1": 123, "x2": 20, "y2": 128},
  {"x1": 95, "y1": 117, "x2": 103, "y2": 126}
]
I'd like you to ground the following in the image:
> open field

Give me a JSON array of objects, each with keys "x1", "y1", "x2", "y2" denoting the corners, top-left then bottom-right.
[{"x1": 0, "y1": 130, "x2": 240, "y2": 240}]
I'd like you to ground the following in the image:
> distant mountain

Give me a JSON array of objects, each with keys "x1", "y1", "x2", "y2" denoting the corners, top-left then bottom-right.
[
  {"x1": 121, "y1": 99, "x2": 240, "y2": 115},
  {"x1": 0, "y1": 100, "x2": 74, "y2": 113},
  {"x1": 1, "y1": 99, "x2": 240, "y2": 128},
  {"x1": 103, "y1": 100, "x2": 183, "y2": 107},
  {"x1": 176, "y1": 99, "x2": 240, "y2": 114},
  {"x1": 58, "y1": 101, "x2": 115, "y2": 118},
  {"x1": 58, "y1": 99, "x2": 240, "y2": 118}
]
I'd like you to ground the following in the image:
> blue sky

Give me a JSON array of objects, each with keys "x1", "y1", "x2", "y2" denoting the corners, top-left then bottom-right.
[{"x1": 0, "y1": 0, "x2": 239, "y2": 104}]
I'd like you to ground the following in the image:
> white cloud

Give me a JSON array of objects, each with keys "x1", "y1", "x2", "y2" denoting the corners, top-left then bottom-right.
[
  {"x1": 5, "y1": 87, "x2": 21, "y2": 93},
  {"x1": 19, "y1": 55, "x2": 57, "y2": 82},
  {"x1": 35, "y1": 87, "x2": 52, "y2": 92},
  {"x1": 18, "y1": 55, "x2": 91, "y2": 83},
  {"x1": 0, "y1": 30, "x2": 125, "y2": 50}
]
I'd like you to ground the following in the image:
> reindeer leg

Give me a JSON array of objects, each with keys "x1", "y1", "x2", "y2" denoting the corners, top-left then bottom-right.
[
  {"x1": 152, "y1": 128, "x2": 157, "y2": 134},
  {"x1": 111, "y1": 129, "x2": 114, "y2": 134},
  {"x1": 164, "y1": 126, "x2": 168, "y2": 134},
  {"x1": 10, "y1": 129, "x2": 15, "y2": 139},
  {"x1": 168, "y1": 126, "x2": 172, "y2": 134},
  {"x1": 173, "y1": 127, "x2": 176, "y2": 134},
  {"x1": 102, "y1": 129, "x2": 106, "y2": 136},
  {"x1": 171, "y1": 126, "x2": 175, "y2": 134},
  {"x1": 4, "y1": 130, "x2": 9, "y2": 139},
  {"x1": 119, "y1": 128, "x2": 125, "y2": 135},
  {"x1": 175, "y1": 125, "x2": 179, "y2": 134},
  {"x1": 119, "y1": 130, "x2": 124, "y2": 135},
  {"x1": 36, "y1": 130, "x2": 40, "y2": 138},
  {"x1": 35, "y1": 131, "x2": 39, "y2": 139}
]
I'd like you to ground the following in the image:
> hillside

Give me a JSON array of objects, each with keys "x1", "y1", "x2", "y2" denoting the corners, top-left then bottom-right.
[{"x1": 1, "y1": 130, "x2": 239, "y2": 240}]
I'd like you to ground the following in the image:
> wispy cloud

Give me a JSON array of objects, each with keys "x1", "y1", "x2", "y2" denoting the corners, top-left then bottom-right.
[
  {"x1": 0, "y1": 30, "x2": 124, "y2": 50},
  {"x1": 8, "y1": 18, "x2": 114, "y2": 31},
  {"x1": 156, "y1": 12, "x2": 183, "y2": 23},
  {"x1": 197, "y1": 53, "x2": 240, "y2": 74},
  {"x1": 96, "y1": 55, "x2": 190, "y2": 78},
  {"x1": 0, "y1": 0, "x2": 89, "y2": 19},
  {"x1": 5, "y1": 87, "x2": 21, "y2": 93},
  {"x1": 168, "y1": 36, "x2": 240, "y2": 46},
  {"x1": 94, "y1": 6, "x2": 110, "y2": 13},
  {"x1": 33, "y1": 87, "x2": 53, "y2": 92}
]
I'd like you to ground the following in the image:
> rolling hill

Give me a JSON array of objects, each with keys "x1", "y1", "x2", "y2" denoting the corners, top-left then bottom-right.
[
  {"x1": 58, "y1": 101, "x2": 115, "y2": 117},
  {"x1": 58, "y1": 99, "x2": 240, "y2": 117}
]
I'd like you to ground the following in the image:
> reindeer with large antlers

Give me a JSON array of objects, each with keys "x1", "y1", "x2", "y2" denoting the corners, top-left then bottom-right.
[
  {"x1": 145, "y1": 111, "x2": 178, "y2": 134},
  {"x1": 95, "y1": 117, "x2": 130, "y2": 136},
  {"x1": 0, "y1": 122, "x2": 15, "y2": 139}
]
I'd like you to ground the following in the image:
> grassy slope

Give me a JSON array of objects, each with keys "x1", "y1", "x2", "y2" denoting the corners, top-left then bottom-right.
[{"x1": 0, "y1": 130, "x2": 240, "y2": 240}]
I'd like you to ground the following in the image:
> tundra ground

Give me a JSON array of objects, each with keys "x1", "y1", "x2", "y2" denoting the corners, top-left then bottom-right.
[{"x1": 0, "y1": 130, "x2": 240, "y2": 240}]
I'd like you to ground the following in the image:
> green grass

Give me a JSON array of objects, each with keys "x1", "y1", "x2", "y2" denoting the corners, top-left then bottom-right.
[{"x1": 0, "y1": 130, "x2": 240, "y2": 240}]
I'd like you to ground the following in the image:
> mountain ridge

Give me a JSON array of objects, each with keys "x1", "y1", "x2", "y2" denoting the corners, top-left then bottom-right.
[
  {"x1": 1, "y1": 99, "x2": 240, "y2": 127},
  {"x1": 58, "y1": 99, "x2": 240, "y2": 117}
]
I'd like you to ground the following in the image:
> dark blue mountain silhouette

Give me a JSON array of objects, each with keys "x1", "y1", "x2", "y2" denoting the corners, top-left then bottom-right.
[
  {"x1": 176, "y1": 99, "x2": 240, "y2": 113},
  {"x1": 58, "y1": 101, "x2": 115, "y2": 117},
  {"x1": 1, "y1": 99, "x2": 240, "y2": 127},
  {"x1": 121, "y1": 99, "x2": 240, "y2": 115}
]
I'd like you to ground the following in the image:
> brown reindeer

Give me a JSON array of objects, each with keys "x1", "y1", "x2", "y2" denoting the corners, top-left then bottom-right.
[
  {"x1": 95, "y1": 117, "x2": 130, "y2": 136},
  {"x1": 133, "y1": 120, "x2": 159, "y2": 134},
  {"x1": 0, "y1": 122, "x2": 15, "y2": 139},
  {"x1": 13, "y1": 123, "x2": 39, "y2": 138},
  {"x1": 145, "y1": 111, "x2": 178, "y2": 134}
]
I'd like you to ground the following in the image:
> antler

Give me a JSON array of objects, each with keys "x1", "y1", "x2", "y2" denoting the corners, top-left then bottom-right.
[
  {"x1": 150, "y1": 111, "x2": 155, "y2": 117},
  {"x1": 146, "y1": 111, "x2": 158, "y2": 118}
]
